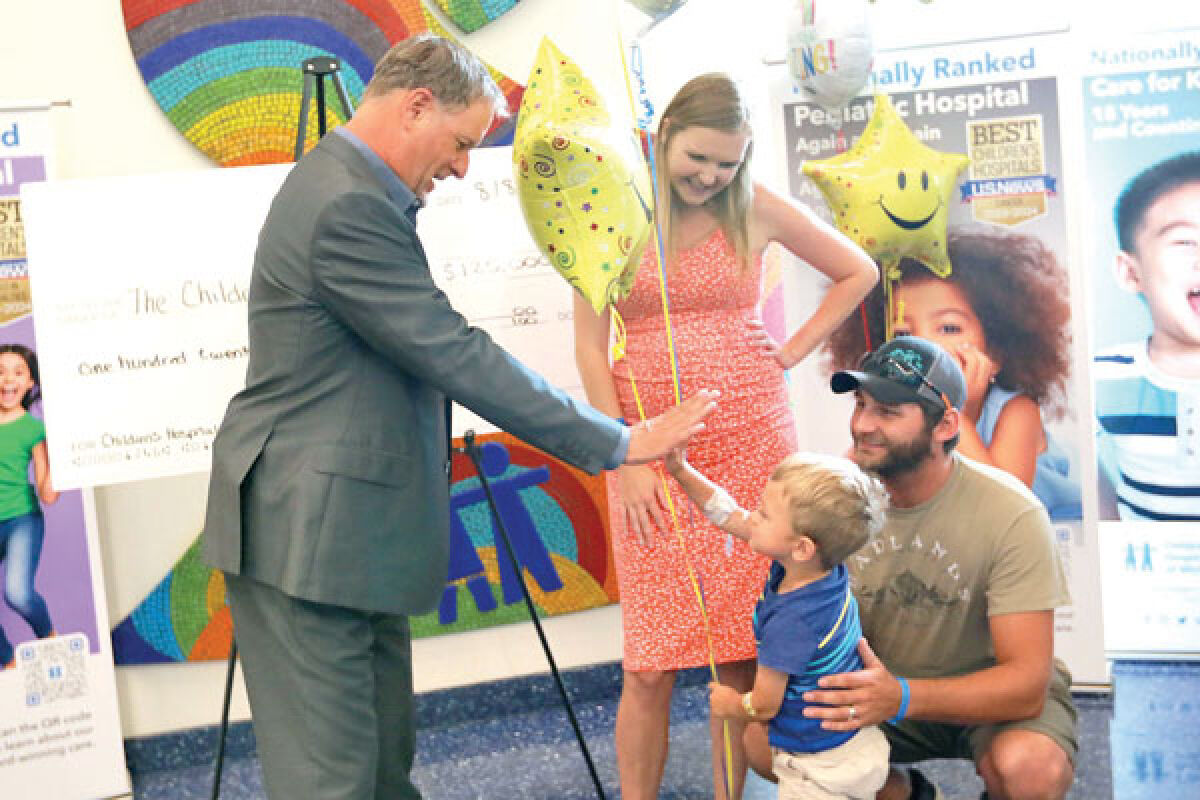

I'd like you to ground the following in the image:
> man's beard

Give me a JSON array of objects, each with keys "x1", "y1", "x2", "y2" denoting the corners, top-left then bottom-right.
[{"x1": 853, "y1": 427, "x2": 936, "y2": 480}]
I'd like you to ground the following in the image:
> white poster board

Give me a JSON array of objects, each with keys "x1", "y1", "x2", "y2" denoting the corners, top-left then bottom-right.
[
  {"x1": 22, "y1": 164, "x2": 288, "y2": 489},
  {"x1": 21, "y1": 146, "x2": 577, "y2": 489},
  {"x1": 419, "y1": 146, "x2": 585, "y2": 435}
]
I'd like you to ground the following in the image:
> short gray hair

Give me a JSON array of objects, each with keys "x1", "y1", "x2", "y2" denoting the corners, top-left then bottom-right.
[
  {"x1": 364, "y1": 33, "x2": 507, "y2": 117},
  {"x1": 770, "y1": 453, "x2": 889, "y2": 570}
]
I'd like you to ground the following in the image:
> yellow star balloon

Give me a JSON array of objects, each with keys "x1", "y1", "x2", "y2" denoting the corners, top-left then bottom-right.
[
  {"x1": 513, "y1": 38, "x2": 654, "y2": 315},
  {"x1": 803, "y1": 93, "x2": 968, "y2": 281}
]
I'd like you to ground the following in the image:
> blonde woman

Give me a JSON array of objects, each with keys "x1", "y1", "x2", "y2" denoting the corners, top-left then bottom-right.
[{"x1": 573, "y1": 73, "x2": 877, "y2": 799}]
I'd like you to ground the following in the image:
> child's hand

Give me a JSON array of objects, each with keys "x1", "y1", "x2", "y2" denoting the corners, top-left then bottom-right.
[
  {"x1": 708, "y1": 681, "x2": 744, "y2": 719},
  {"x1": 953, "y1": 343, "x2": 998, "y2": 421},
  {"x1": 663, "y1": 447, "x2": 686, "y2": 476}
]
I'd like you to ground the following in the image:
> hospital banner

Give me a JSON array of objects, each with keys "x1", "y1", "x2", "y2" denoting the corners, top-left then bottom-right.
[
  {"x1": 0, "y1": 102, "x2": 128, "y2": 800},
  {"x1": 772, "y1": 33, "x2": 1107, "y2": 683},
  {"x1": 1078, "y1": 27, "x2": 1200, "y2": 656}
]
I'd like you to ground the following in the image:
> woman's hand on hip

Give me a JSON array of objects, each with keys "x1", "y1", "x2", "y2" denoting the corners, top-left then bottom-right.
[{"x1": 744, "y1": 318, "x2": 789, "y2": 369}]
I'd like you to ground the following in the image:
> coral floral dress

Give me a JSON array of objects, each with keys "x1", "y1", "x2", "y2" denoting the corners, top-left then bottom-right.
[{"x1": 610, "y1": 228, "x2": 798, "y2": 671}]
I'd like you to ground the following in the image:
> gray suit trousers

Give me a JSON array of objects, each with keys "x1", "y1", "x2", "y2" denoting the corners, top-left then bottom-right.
[{"x1": 225, "y1": 572, "x2": 421, "y2": 800}]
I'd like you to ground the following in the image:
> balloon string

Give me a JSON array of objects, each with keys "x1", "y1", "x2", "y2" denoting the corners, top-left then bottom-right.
[
  {"x1": 626, "y1": 36, "x2": 656, "y2": 131},
  {"x1": 615, "y1": 9, "x2": 731, "y2": 793},
  {"x1": 610, "y1": 305, "x2": 730, "y2": 796},
  {"x1": 859, "y1": 302, "x2": 871, "y2": 351},
  {"x1": 624, "y1": 37, "x2": 683, "y2": 407}
]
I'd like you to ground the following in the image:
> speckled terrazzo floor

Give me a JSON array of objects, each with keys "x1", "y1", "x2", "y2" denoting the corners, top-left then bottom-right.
[{"x1": 122, "y1": 660, "x2": 1200, "y2": 799}]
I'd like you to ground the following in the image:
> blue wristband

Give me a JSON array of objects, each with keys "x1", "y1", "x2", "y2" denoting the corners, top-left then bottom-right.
[
  {"x1": 616, "y1": 417, "x2": 628, "y2": 427},
  {"x1": 889, "y1": 677, "x2": 910, "y2": 724}
]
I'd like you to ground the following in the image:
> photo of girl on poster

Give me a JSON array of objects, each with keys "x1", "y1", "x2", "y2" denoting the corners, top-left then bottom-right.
[{"x1": 0, "y1": 343, "x2": 59, "y2": 668}]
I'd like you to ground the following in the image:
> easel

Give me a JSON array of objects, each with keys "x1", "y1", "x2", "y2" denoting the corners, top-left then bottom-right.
[
  {"x1": 293, "y1": 56, "x2": 355, "y2": 160},
  {"x1": 457, "y1": 431, "x2": 607, "y2": 800},
  {"x1": 209, "y1": 56, "x2": 355, "y2": 800}
]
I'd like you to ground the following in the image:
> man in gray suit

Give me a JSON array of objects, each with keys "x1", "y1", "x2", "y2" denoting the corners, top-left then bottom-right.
[{"x1": 203, "y1": 34, "x2": 717, "y2": 800}]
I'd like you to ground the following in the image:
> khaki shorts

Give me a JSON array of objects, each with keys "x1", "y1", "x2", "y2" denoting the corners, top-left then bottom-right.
[
  {"x1": 772, "y1": 725, "x2": 890, "y2": 800},
  {"x1": 883, "y1": 660, "x2": 1079, "y2": 767}
]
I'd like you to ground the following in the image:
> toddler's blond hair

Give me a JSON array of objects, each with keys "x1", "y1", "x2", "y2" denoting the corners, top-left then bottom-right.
[{"x1": 769, "y1": 453, "x2": 888, "y2": 569}]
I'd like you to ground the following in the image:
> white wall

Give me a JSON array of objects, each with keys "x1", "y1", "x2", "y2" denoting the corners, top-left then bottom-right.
[{"x1": 4, "y1": 0, "x2": 1199, "y2": 739}]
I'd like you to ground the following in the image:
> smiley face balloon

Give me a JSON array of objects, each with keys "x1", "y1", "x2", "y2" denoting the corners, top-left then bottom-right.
[
  {"x1": 802, "y1": 93, "x2": 968, "y2": 279},
  {"x1": 513, "y1": 38, "x2": 654, "y2": 315}
]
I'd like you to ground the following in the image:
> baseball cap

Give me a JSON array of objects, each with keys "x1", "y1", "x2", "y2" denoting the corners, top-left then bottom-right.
[{"x1": 830, "y1": 335, "x2": 966, "y2": 411}]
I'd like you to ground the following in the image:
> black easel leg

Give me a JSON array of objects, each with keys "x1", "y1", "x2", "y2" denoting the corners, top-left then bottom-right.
[
  {"x1": 210, "y1": 640, "x2": 238, "y2": 800},
  {"x1": 460, "y1": 431, "x2": 607, "y2": 800}
]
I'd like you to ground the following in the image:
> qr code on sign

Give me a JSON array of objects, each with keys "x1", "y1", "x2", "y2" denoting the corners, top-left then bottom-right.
[{"x1": 18, "y1": 634, "x2": 89, "y2": 707}]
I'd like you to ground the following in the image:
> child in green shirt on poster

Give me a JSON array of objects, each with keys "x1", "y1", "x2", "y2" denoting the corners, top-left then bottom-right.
[{"x1": 0, "y1": 343, "x2": 59, "y2": 668}]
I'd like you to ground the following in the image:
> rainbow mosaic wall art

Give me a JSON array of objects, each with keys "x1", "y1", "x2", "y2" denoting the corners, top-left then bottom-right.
[
  {"x1": 111, "y1": 433, "x2": 616, "y2": 664},
  {"x1": 432, "y1": 0, "x2": 520, "y2": 32},
  {"x1": 122, "y1": 0, "x2": 525, "y2": 166},
  {"x1": 111, "y1": 538, "x2": 232, "y2": 664}
]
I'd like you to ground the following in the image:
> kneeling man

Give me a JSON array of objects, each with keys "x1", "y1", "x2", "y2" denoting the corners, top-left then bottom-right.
[{"x1": 755, "y1": 336, "x2": 1077, "y2": 800}]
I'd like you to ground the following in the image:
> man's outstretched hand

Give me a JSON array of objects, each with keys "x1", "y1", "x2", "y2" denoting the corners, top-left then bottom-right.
[{"x1": 624, "y1": 390, "x2": 719, "y2": 465}]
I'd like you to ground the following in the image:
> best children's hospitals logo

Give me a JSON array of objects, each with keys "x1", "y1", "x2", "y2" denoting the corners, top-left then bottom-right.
[{"x1": 961, "y1": 115, "x2": 1057, "y2": 226}]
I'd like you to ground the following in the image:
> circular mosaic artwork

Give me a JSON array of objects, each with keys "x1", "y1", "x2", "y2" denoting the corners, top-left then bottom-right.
[
  {"x1": 431, "y1": 0, "x2": 519, "y2": 32},
  {"x1": 122, "y1": 0, "x2": 525, "y2": 166}
]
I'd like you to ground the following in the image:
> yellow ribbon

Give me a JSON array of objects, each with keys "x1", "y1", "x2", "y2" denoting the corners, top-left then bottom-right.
[{"x1": 611, "y1": 4, "x2": 735, "y2": 794}]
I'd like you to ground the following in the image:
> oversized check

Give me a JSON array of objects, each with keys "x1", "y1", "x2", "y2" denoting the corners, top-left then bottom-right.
[{"x1": 22, "y1": 146, "x2": 580, "y2": 488}]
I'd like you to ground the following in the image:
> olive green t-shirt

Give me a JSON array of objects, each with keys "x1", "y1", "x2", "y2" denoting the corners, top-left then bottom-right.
[
  {"x1": 0, "y1": 411, "x2": 45, "y2": 521},
  {"x1": 849, "y1": 454, "x2": 1069, "y2": 680}
]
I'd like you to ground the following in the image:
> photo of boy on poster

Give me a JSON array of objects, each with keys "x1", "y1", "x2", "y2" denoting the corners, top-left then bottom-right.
[
  {"x1": 1090, "y1": 149, "x2": 1200, "y2": 522},
  {"x1": 1080, "y1": 43, "x2": 1200, "y2": 523}
]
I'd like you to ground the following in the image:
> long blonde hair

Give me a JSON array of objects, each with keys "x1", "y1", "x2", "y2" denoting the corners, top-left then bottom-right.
[{"x1": 653, "y1": 73, "x2": 754, "y2": 272}]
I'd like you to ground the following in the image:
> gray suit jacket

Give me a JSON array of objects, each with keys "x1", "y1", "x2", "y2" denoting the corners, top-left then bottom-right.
[{"x1": 203, "y1": 133, "x2": 622, "y2": 615}]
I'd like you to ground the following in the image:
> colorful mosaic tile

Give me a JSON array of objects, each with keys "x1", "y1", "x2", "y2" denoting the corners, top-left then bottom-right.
[
  {"x1": 432, "y1": 0, "x2": 520, "y2": 33},
  {"x1": 110, "y1": 433, "x2": 614, "y2": 664},
  {"x1": 122, "y1": 0, "x2": 525, "y2": 166}
]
